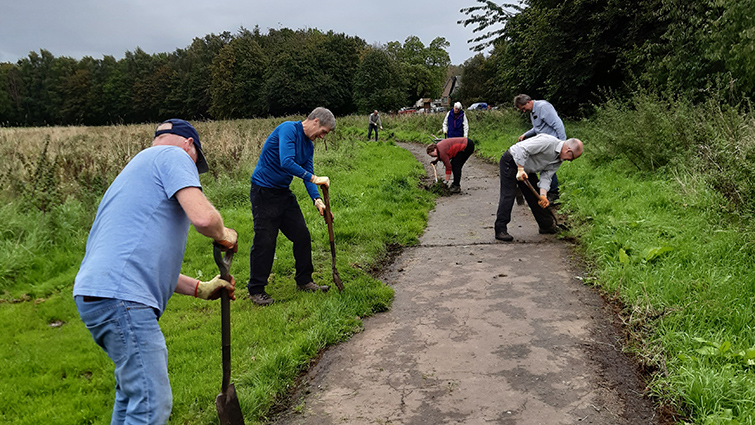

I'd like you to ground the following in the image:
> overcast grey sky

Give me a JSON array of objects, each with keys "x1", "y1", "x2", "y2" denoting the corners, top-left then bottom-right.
[{"x1": 1, "y1": 0, "x2": 490, "y2": 65}]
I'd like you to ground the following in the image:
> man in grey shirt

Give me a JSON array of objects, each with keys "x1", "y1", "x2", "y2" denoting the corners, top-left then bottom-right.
[
  {"x1": 368, "y1": 110, "x2": 382, "y2": 141},
  {"x1": 515, "y1": 94, "x2": 566, "y2": 202},
  {"x1": 495, "y1": 134, "x2": 583, "y2": 242}
]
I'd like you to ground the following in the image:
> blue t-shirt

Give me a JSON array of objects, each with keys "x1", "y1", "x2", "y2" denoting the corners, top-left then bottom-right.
[
  {"x1": 73, "y1": 145, "x2": 201, "y2": 315},
  {"x1": 251, "y1": 121, "x2": 320, "y2": 200}
]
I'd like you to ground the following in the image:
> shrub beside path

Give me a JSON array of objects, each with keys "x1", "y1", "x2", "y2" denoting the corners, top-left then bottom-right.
[{"x1": 274, "y1": 143, "x2": 659, "y2": 424}]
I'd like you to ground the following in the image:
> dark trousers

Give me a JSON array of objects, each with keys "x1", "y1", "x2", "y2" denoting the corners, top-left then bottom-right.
[
  {"x1": 549, "y1": 173, "x2": 559, "y2": 196},
  {"x1": 494, "y1": 151, "x2": 555, "y2": 234},
  {"x1": 367, "y1": 124, "x2": 379, "y2": 141},
  {"x1": 248, "y1": 184, "x2": 314, "y2": 295},
  {"x1": 450, "y1": 138, "x2": 475, "y2": 187}
]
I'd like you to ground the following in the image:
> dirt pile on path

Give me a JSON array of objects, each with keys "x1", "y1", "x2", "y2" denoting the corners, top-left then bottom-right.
[{"x1": 275, "y1": 143, "x2": 659, "y2": 424}]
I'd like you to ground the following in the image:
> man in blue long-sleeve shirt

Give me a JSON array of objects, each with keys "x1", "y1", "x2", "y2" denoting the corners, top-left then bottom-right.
[
  {"x1": 515, "y1": 94, "x2": 566, "y2": 202},
  {"x1": 247, "y1": 107, "x2": 335, "y2": 306}
]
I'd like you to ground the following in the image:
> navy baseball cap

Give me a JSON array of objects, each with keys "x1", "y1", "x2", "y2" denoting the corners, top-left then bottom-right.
[{"x1": 154, "y1": 119, "x2": 208, "y2": 174}]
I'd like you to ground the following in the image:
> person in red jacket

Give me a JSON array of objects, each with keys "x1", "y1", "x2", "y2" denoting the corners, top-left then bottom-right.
[{"x1": 426, "y1": 137, "x2": 475, "y2": 193}]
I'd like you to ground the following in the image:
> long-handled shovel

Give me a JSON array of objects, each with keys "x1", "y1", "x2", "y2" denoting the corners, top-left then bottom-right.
[
  {"x1": 321, "y1": 186, "x2": 344, "y2": 291},
  {"x1": 213, "y1": 243, "x2": 245, "y2": 425},
  {"x1": 521, "y1": 179, "x2": 568, "y2": 231}
]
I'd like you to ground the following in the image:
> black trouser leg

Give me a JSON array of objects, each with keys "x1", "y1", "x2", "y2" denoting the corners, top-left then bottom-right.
[
  {"x1": 248, "y1": 185, "x2": 282, "y2": 295},
  {"x1": 278, "y1": 202, "x2": 314, "y2": 286},
  {"x1": 518, "y1": 173, "x2": 556, "y2": 230},
  {"x1": 450, "y1": 139, "x2": 474, "y2": 187},
  {"x1": 494, "y1": 152, "x2": 517, "y2": 234}
]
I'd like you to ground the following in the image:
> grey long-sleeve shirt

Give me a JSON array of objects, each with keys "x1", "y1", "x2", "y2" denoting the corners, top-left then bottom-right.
[
  {"x1": 522, "y1": 100, "x2": 566, "y2": 140},
  {"x1": 368, "y1": 113, "x2": 381, "y2": 127},
  {"x1": 509, "y1": 134, "x2": 564, "y2": 192}
]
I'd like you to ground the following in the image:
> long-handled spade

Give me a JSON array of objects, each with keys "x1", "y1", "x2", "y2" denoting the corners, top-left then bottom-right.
[
  {"x1": 521, "y1": 179, "x2": 569, "y2": 231},
  {"x1": 213, "y1": 243, "x2": 245, "y2": 425},
  {"x1": 321, "y1": 186, "x2": 344, "y2": 291}
]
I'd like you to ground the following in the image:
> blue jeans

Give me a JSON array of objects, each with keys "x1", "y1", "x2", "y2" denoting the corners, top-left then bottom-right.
[{"x1": 75, "y1": 296, "x2": 172, "y2": 425}]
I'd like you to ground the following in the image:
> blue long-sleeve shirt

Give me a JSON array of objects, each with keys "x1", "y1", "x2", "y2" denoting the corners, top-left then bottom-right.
[
  {"x1": 251, "y1": 121, "x2": 320, "y2": 200},
  {"x1": 522, "y1": 100, "x2": 566, "y2": 140}
]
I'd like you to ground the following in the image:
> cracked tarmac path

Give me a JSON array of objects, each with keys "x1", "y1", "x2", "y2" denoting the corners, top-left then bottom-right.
[{"x1": 274, "y1": 142, "x2": 659, "y2": 425}]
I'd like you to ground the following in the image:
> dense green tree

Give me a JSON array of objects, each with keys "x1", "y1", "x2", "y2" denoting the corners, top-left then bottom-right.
[
  {"x1": 353, "y1": 47, "x2": 408, "y2": 113},
  {"x1": 166, "y1": 32, "x2": 231, "y2": 119},
  {"x1": 0, "y1": 63, "x2": 24, "y2": 125},
  {"x1": 261, "y1": 29, "x2": 364, "y2": 117},
  {"x1": 388, "y1": 36, "x2": 451, "y2": 102},
  {"x1": 209, "y1": 30, "x2": 267, "y2": 119},
  {"x1": 455, "y1": 53, "x2": 494, "y2": 106},
  {"x1": 17, "y1": 50, "x2": 77, "y2": 125}
]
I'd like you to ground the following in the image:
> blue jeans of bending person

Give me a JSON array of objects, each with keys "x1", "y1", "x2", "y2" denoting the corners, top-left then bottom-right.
[
  {"x1": 75, "y1": 296, "x2": 172, "y2": 425},
  {"x1": 248, "y1": 183, "x2": 314, "y2": 295}
]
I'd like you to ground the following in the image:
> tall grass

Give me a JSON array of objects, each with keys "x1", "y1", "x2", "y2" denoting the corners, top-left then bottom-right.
[{"x1": 0, "y1": 116, "x2": 434, "y2": 424}]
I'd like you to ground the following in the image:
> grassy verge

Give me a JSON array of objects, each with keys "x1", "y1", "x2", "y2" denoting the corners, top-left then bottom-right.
[
  {"x1": 466, "y1": 100, "x2": 755, "y2": 425},
  {"x1": 0, "y1": 116, "x2": 434, "y2": 424}
]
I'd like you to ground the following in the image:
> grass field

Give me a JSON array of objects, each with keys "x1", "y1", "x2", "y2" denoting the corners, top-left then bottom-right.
[{"x1": 2, "y1": 104, "x2": 755, "y2": 424}]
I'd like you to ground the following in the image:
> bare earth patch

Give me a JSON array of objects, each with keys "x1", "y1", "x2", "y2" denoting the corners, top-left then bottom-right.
[{"x1": 273, "y1": 143, "x2": 661, "y2": 425}]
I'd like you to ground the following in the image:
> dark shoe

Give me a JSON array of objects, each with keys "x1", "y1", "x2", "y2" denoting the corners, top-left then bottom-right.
[
  {"x1": 538, "y1": 225, "x2": 560, "y2": 234},
  {"x1": 297, "y1": 282, "x2": 330, "y2": 293},
  {"x1": 249, "y1": 292, "x2": 274, "y2": 306},
  {"x1": 449, "y1": 185, "x2": 461, "y2": 194},
  {"x1": 495, "y1": 231, "x2": 514, "y2": 242}
]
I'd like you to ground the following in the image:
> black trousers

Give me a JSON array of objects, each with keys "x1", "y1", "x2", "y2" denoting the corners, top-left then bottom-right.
[
  {"x1": 494, "y1": 151, "x2": 555, "y2": 234},
  {"x1": 248, "y1": 184, "x2": 314, "y2": 295},
  {"x1": 450, "y1": 138, "x2": 475, "y2": 187}
]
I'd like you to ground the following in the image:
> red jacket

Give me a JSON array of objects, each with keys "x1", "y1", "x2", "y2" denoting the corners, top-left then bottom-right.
[{"x1": 436, "y1": 137, "x2": 468, "y2": 177}]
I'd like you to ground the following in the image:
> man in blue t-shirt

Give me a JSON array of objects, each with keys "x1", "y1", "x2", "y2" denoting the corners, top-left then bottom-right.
[
  {"x1": 514, "y1": 94, "x2": 567, "y2": 202},
  {"x1": 73, "y1": 119, "x2": 238, "y2": 425},
  {"x1": 247, "y1": 107, "x2": 335, "y2": 306}
]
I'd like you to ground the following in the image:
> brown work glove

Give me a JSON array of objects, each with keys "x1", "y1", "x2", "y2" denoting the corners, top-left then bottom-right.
[
  {"x1": 538, "y1": 195, "x2": 549, "y2": 209},
  {"x1": 215, "y1": 227, "x2": 238, "y2": 253},
  {"x1": 194, "y1": 275, "x2": 236, "y2": 300}
]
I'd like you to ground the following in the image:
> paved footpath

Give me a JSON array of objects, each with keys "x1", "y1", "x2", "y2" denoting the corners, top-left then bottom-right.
[{"x1": 275, "y1": 143, "x2": 658, "y2": 425}]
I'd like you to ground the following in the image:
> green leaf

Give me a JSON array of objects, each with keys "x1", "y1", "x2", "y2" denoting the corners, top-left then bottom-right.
[
  {"x1": 644, "y1": 246, "x2": 674, "y2": 262},
  {"x1": 619, "y1": 248, "x2": 629, "y2": 264},
  {"x1": 695, "y1": 346, "x2": 719, "y2": 356}
]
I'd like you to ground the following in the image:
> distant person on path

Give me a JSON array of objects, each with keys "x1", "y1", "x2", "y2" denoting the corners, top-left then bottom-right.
[
  {"x1": 73, "y1": 119, "x2": 239, "y2": 425},
  {"x1": 514, "y1": 94, "x2": 566, "y2": 202},
  {"x1": 426, "y1": 137, "x2": 475, "y2": 194},
  {"x1": 367, "y1": 110, "x2": 383, "y2": 141},
  {"x1": 247, "y1": 107, "x2": 335, "y2": 306},
  {"x1": 442, "y1": 102, "x2": 469, "y2": 138},
  {"x1": 494, "y1": 134, "x2": 583, "y2": 242}
]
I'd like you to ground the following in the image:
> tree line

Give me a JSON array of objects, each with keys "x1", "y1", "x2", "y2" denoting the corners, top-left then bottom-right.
[
  {"x1": 0, "y1": 27, "x2": 450, "y2": 127},
  {"x1": 454, "y1": 0, "x2": 755, "y2": 114}
]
